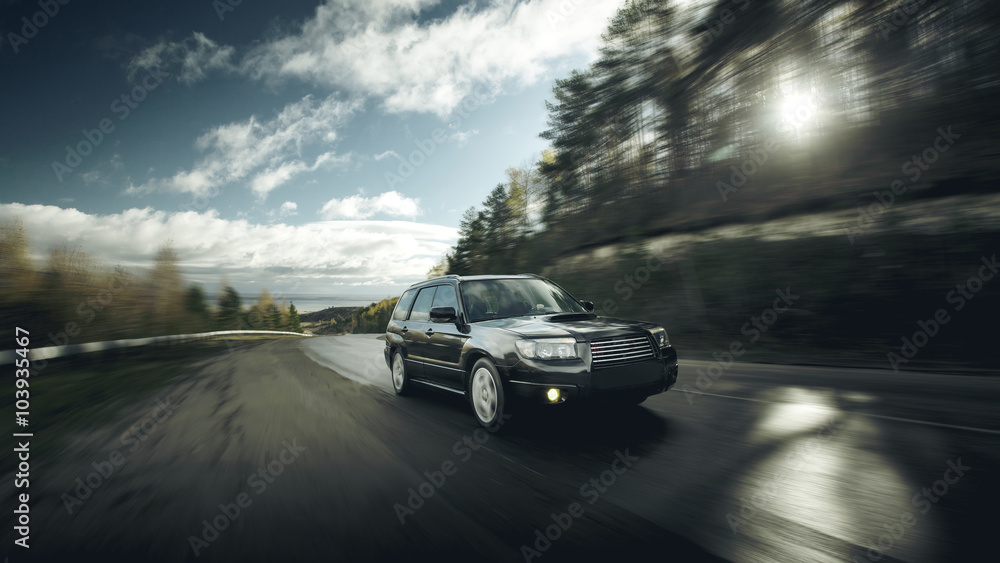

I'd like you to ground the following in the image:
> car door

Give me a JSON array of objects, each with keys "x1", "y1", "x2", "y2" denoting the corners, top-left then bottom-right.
[
  {"x1": 386, "y1": 287, "x2": 416, "y2": 354},
  {"x1": 402, "y1": 286, "x2": 436, "y2": 379},
  {"x1": 423, "y1": 284, "x2": 467, "y2": 389}
]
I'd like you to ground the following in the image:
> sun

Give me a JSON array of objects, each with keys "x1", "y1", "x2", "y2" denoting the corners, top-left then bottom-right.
[{"x1": 779, "y1": 92, "x2": 818, "y2": 132}]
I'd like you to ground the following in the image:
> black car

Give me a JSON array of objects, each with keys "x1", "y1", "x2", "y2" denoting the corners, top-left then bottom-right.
[{"x1": 383, "y1": 274, "x2": 679, "y2": 430}]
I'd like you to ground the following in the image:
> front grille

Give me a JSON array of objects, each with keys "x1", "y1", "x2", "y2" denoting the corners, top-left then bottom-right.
[{"x1": 590, "y1": 334, "x2": 655, "y2": 368}]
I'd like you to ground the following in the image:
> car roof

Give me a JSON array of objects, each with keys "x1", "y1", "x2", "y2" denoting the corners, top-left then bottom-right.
[{"x1": 404, "y1": 273, "x2": 543, "y2": 290}]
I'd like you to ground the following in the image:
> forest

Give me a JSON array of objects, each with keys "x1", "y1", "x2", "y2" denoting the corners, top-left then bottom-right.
[
  {"x1": 0, "y1": 219, "x2": 303, "y2": 349},
  {"x1": 438, "y1": 0, "x2": 999, "y2": 370}
]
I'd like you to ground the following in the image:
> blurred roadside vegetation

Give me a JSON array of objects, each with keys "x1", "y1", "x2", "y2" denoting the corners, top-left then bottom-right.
[
  {"x1": 435, "y1": 0, "x2": 999, "y2": 371},
  {"x1": 0, "y1": 219, "x2": 303, "y2": 349}
]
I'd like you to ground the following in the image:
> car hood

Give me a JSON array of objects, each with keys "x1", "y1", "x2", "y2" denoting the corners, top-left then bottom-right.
[{"x1": 475, "y1": 314, "x2": 659, "y2": 341}]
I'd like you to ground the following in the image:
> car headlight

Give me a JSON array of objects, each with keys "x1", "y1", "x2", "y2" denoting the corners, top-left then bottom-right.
[
  {"x1": 649, "y1": 327, "x2": 669, "y2": 347},
  {"x1": 516, "y1": 338, "x2": 579, "y2": 360}
]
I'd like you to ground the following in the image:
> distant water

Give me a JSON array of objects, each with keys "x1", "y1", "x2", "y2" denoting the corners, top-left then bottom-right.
[
  {"x1": 287, "y1": 295, "x2": 392, "y2": 314},
  {"x1": 206, "y1": 294, "x2": 391, "y2": 314}
]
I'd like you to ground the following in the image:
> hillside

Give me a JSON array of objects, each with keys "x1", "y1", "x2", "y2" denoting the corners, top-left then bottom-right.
[
  {"x1": 536, "y1": 194, "x2": 1000, "y2": 372},
  {"x1": 299, "y1": 306, "x2": 363, "y2": 335},
  {"x1": 298, "y1": 306, "x2": 364, "y2": 324},
  {"x1": 299, "y1": 298, "x2": 399, "y2": 335}
]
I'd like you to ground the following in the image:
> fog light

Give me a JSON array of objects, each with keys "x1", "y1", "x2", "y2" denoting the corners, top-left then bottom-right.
[{"x1": 547, "y1": 388, "x2": 561, "y2": 402}]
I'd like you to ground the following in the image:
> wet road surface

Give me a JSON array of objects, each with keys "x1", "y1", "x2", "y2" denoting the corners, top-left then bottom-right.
[{"x1": 4, "y1": 335, "x2": 998, "y2": 562}]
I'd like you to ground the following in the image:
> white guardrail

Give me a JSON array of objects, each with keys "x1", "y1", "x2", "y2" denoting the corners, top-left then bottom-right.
[{"x1": 0, "y1": 330, "x2": 312, "y2": 364}]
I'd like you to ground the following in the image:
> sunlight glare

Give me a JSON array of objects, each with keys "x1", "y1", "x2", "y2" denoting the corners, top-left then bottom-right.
[{"x1": 780, "y1": 92, "x2": 818, "y2": 132}]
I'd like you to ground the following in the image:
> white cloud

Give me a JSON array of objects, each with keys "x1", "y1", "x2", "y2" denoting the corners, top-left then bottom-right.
[
  {"x1": 0, "y1": 203, "x2": 456, "y2": 292},
  {"x1": 250, "y1": 151, "x2": 352, "y2": 199},
  {"x1": 374, "y1": 150, "x2": 400, "y2": 161},
  {"x1": 126, "y1": 94, "x2": 360, "y2": 198},
  {"x1": 278, "y1": 201, "x2": 298, "y2": 217},
  {"x1": 127, "y1": 0, "x2": 617, "y2": 117},
  {"x1": 118, "y1": 1, "x2": 618, "y2": 207},
  {"x1": 81, "y1": 170, "x2": 100, "y2": 184},
  {"x1": 129, "y1": 32, "x2": 236, "y2": 85},
  {"x1": 240, "y1": 0, "x2": 619, "y2": 115},
  {"x1": 319, "y1": 191, "x2": 421, "y2": 220}
]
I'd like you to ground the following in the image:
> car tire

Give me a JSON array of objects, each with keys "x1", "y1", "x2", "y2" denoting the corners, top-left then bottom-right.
[
  {"x1": 391, "y1": 350, "x2": 411, "y2": 396},
  {"x1": 469, "y1": 358, "x2": 506, "y2": 431}
]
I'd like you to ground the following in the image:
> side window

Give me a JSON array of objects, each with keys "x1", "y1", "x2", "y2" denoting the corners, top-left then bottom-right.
[
  {"x1": 431, "y1": 285, "x2": 458, "y2": 311},
  {"x1": 408, "y1": 287, "x2": 437, "y2": 321},
  {"x1": 392, "y1": 289, "x2": 416, "y2": 321}
]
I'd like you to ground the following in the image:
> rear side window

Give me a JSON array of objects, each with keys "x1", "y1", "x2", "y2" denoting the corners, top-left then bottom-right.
[
  {"x1": 392, "y1": 289, "x2": 417, "y2": 321},
  {"x1": 432, "y1": 285, "x2": 458, "y2": 311},
  {"x1": 408, "y1": 287, "x2": 437, "y2": 321}
]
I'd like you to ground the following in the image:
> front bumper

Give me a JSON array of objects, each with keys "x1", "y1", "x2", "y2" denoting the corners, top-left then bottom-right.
[{"x1": 507, "y1": 346, "x2": 678, "y2": 404}]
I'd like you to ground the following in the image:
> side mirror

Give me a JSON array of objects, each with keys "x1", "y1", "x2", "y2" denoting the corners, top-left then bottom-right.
[
  {"x1": 430, "y1": 306, "x2": 457, "y2": 323},
  {"x1": 580, "y1": 300, "x2": 595, "y2": 312}
]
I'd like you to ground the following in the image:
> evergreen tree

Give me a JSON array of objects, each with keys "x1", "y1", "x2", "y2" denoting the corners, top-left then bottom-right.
[
  {"x1": 266, "y1": 301, "x2": 284, "y2": 331},
  {"x1": 447, "y1": 207, "x2": 487, "y2": 275},
  {"x1": 184, "y1": 285, "x2": 212, "y2": 332},
  {"x1": 216, "y1": 286, "x2": 243, "y2": 330},
  {"x1": 287, "y1": 302, "x2": 303, "y2": 333}
]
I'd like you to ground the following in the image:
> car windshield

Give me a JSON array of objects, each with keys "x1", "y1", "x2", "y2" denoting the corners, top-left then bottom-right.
[{"x1": 461, "y1": 278, "x2": 588, "y2": 322}]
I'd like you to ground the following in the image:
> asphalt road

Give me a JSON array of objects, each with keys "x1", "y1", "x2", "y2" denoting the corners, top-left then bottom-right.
[{"x1": 5, "y1": 335, "x2": 999, "y2": 562}]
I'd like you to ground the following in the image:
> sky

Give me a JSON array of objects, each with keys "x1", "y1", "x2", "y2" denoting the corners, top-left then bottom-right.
[{"x1": 0, "y1": 0, "x2": 622, "y2": 298}]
